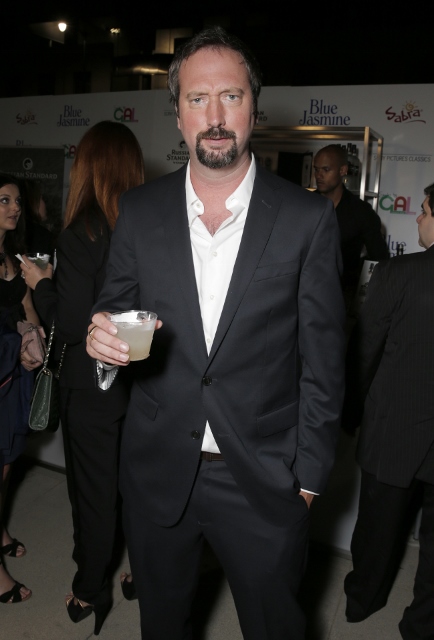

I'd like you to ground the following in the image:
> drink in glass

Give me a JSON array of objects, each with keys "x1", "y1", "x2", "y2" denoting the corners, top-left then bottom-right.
[
  {"x1": 26, "y1": 253, "x2": 50, "y2": 270},
  {"x1": 110, "y1": 311, "x2": 158, "y2": 361}
]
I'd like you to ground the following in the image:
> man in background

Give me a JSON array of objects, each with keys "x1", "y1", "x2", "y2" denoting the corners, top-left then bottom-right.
[
  {"x1": 343, "y1": 183, "x2": 434, "y2": 639},
  {"x1": 314, "y1": 144, "x2": 389, "y2": 306}
]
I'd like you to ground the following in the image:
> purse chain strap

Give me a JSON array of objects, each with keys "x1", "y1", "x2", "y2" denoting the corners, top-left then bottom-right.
[{"x1": 43, "y1": 321, "x2": 66, "y2": 378}]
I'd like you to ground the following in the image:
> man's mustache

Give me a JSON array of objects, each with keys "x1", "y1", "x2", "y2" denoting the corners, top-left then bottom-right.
[{"x1": 197, "y1": 127, "x2": 236, "y2": 141}]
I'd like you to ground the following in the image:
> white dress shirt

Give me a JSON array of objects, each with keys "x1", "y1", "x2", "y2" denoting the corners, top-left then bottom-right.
[
  {"x1": 186, "y1": 160, "x2": 316, "y2": 496},
  {"x1": 185, "y1": 158, "x2": 256, "y2": 453}
]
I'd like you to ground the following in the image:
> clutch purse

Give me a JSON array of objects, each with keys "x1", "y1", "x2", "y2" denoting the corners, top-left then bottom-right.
[
  {"x1": 29, "y1": 322, "x2": 65, "y2": 432},
  {"x1": 17, "y1": 321, "x2": 46, "y2": 366}
]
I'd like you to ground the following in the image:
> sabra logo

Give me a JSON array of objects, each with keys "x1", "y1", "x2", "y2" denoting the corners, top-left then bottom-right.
[
  {"x1": 16, "y1": 111, "x2": 37, "y2": 125},
  {"x1": 385, "y1": 101, "x2": 426, "y2": 124},
  {"x1": 380, "y1": 194, "x2": 417, "y2": 215},
  {"x1": 299, "y1": 99, "x2": 350, "y2": 126},
  {"x1": 114, "y1": 107, "x2": 138, "y2": 123},
  {"x1": 63, "y1": 144, "x2": 77, "y2": 159}
]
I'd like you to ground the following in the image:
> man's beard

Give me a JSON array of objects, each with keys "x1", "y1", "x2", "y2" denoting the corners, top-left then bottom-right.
[{"x1": 195, "y1": 127, "x2": 237, "y2": 169}]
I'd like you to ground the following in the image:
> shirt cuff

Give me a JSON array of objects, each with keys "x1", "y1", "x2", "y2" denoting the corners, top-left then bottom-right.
[{"x1": 300, "y1": 488, "x2": 319, "y2": 496}]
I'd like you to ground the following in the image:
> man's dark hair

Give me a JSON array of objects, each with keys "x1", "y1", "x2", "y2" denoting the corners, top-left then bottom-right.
[
  {"x1": 424, "y1": 183, "x2": 434, "y2": 215},
  {"x1": 316, "y1": 144, "x2": 348, "y2": 167},
  {"x1": 168, "y1": 26, "x2": 262, "y2": 118}
]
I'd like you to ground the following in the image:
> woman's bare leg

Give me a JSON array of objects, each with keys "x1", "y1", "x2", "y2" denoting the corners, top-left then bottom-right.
[
  {"x1": 0, "y1": 464, "x2": 26, "y2": 557},
  {"x1": 0, "y1": 464, "x2": 31, "y2": 602}
]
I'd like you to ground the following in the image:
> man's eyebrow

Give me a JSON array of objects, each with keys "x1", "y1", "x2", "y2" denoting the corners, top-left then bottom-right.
[
  {"x1": 185, "y1": 87, "x2": 245, "y2": 99},
  {"x1": 186, "y1": 90, "x2": 206, "y2": 99},
  {"x1": 223, "y1": 87, "x2": 245, "y2": 95}
]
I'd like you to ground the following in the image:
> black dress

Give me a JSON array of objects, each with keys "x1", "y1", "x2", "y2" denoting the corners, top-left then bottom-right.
[{"x1": 0, "y1": 274, "x2": 33, "y2": 466}]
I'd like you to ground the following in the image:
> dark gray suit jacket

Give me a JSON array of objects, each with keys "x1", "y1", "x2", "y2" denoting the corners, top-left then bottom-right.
[
  {"x1": 345, "y1": 246, "x2": 434, "y2": 487},
  {"x1": 94, "y1": 163, "x2": 345, "y2": 526}
]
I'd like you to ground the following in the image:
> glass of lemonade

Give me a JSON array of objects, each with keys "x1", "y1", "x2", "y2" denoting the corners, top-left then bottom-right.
[
  {"x1": 110, "y1": 311, "x2": 158, "y2": 361},
  {"x1": 26, "y1": 253, "x2": 50, "y2": 270}
]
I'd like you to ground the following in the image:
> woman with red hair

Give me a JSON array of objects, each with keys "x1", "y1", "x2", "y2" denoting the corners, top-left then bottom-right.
[{"x1": 22, "y1": 122, "x2": 144, "y2": 632}]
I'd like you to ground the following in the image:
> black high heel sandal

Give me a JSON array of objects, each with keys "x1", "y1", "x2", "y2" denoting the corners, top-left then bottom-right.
[
  {"x1": 0, "y1": 559, "x2": 31, "y2": 604},
  {"x1": 66, "y1": 593, "x2": 110, "y2": 635},
  {"x1": 94, "y1": 602, "x2": 111, "y2": 636},
  {"x1": 0, "y1": 538, "x2": 26, "y2": 558},
  {"x1": 120, "y1": 573, "x2": 137, "y2": 601},
  {"x1": 0, "y1": 581, "x2": 32, "y2": 603}
]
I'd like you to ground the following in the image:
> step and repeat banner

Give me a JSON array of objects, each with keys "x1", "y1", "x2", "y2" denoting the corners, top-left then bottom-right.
[
  {"x1": 0, "y1": 84, "x2": 432, "y2": 257},
  {"x1": 1, "y1": 85, "x2": 432, "y2": 550}
]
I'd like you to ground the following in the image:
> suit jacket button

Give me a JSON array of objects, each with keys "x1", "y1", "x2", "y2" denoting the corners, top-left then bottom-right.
[
  {"x1": 202, "y1": 376, "x2": 212, "y2": 386},
  {"x1": 191, "y1": 430, "x2": 201, "y2": 440}
]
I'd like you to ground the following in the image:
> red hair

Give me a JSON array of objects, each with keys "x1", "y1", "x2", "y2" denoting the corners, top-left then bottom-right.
[{"x1": 64, "y1": 121, "x2": 145, "y2": 238}]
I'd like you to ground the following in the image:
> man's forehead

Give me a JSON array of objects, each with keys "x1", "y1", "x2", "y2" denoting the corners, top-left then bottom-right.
[
  {"x1": 314, "y1": 152, "x2": 341, "y2": 167},
  {"x1": 179, "y1": 47, "x2": 249, "y2": 86}
]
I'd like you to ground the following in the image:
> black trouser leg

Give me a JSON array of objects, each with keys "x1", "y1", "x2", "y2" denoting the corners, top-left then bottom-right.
[
  {"x1": 399, "y1": 482, "x2": 434, "y2": 640},
  {"x1": 123, "y1": 459, "x2": 309, "y2": 640},
  {"x1": 345, "y1": 469, "x2": 416, "y2": 622},
  {"x1": 61, "y1": 385, "x2": 128, "y2": 606}
]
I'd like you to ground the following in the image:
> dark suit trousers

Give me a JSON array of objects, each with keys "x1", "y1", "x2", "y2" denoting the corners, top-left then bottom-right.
[
  {"x1": 123, "y1": 459, "x2": 310, "y2": 640},
  {"x1": 60, "y1": 384, "x2": 128, "y2": 606},
  {"x1": 345, "y1": 469, "x2": 434, "y2": 640}
]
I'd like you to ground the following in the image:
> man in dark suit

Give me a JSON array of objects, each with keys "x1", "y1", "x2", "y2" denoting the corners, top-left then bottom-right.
[
  {"x1": 86, "y1": 27, "x2": 345, "y2": 640},
  {"x1": 343, "y1": 183, "x2": 434, "y2": 639},
  {"x1": 314, "y1": 145, "x2": 389, "y2": 308}
]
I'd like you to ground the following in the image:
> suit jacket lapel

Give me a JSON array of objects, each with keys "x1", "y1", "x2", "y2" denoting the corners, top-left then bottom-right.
[
  {"x1": 161, "y1": 167, "x2": 208, "y2": 361},
  {"x1": 208, "y1": 168, "x2": 281, "y2": 364}
]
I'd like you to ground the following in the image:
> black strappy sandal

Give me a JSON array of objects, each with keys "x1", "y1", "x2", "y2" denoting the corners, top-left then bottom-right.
[
  {"x1": 0, "y1": 538, "x2": 26, "y2": 558},
  {"x1": 0, "y1": 581, "x2": 32, "y2": 603}
]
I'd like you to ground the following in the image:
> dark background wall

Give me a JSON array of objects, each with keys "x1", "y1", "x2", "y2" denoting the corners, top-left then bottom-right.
[{"x1": 2, "y1": 1, "x2": 432, "y2": 98}]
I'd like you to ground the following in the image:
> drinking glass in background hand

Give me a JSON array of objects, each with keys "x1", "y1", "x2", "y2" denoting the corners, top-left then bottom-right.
[
  {"x1": 110, "y1": 311, "x2": 158, "y2": 361},
  {"x1": 26, "y1": 253, "x2": 50, "y2": 270}
]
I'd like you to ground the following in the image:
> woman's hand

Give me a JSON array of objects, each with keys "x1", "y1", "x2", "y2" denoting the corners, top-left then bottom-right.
[
  {"x1": 20, "y1": 347, "x2": 43, "y2": 371},
  {"x1": 20, "y1": 258, "x2": 53, "y2": 290}
]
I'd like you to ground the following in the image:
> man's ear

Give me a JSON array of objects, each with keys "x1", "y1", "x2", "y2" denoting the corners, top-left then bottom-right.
[{"x1": 340, "y1": 163, "x2": 348, "y2": 177}]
